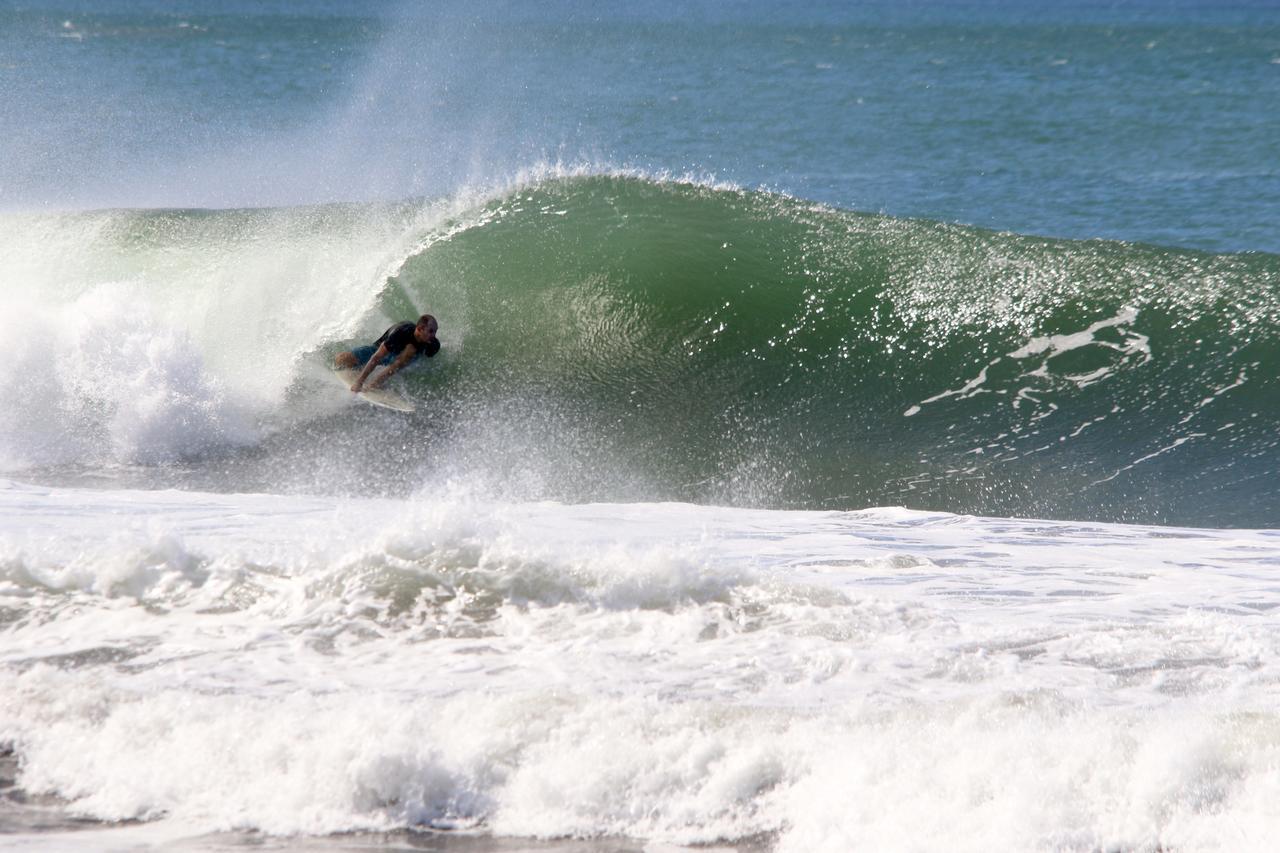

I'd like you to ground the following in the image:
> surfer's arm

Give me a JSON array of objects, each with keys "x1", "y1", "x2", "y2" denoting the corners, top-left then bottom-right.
[
  {"x1": 368, "y1": 345, "x2": 417, "y2": 389},
  {"x1": 351, "y1": 344, "x2": 390, "y2": 392}
]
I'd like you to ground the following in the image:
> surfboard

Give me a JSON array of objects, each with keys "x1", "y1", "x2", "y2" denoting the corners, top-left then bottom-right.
[{"x1": 329, "y1": 368, "x2": 416, "y2": 413}]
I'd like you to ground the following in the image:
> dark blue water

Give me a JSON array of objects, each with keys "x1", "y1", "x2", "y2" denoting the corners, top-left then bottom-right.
[{"x1": 4, "y1": 0, "x2": 1278, "y2": 252}]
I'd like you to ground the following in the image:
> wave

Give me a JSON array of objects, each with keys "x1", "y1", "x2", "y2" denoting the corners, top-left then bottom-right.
[{"x1": 3, "y1": 171, "x2": 1277, "y2": 524}]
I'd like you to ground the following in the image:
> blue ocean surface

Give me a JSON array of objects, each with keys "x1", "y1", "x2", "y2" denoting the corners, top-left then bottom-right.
[
  {"x1": 3, "y1": 2, "x2": 1280, "y2": 851},
  {"x1": 4, "y1": 0, "x2": 1279, "y2": 251}
]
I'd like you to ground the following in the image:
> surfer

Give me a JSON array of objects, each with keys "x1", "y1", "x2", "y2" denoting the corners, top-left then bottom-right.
[{"x1": 336, "y1": 314, "x2": 440, "y2": 392}]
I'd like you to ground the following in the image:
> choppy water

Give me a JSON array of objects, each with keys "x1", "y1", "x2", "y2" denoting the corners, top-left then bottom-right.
[{"x1": 3, "y1": 1, "x2": 1280, "y2": 850}]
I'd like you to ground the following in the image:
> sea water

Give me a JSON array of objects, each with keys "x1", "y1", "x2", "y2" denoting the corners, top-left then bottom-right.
[{"x1": 3, "y1": 2, "x2": 1280, "y2": 851}]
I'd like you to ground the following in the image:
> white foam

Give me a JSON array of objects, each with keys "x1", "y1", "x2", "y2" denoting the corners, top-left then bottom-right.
[
  {"x1": 0, "y1": 283, "x2": 258, "y2": 469},
  {"x1": 904, "y1": 307, "x2": 1151, "y2": 421},
  {"x1": 0, "y1": 197, "x2": 459, "y2": 468},
  {"x1": 3, "y1": 482, "x2": 1280, "y2": 849}
]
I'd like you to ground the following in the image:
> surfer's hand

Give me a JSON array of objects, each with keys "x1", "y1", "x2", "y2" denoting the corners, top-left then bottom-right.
[{"x1": 350, "y1": 382, "x2": 362, "y2": 393}]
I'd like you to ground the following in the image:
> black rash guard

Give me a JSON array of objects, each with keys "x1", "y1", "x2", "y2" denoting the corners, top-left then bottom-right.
[{"x1": 375, "y1": 322, "x2": 441, "y2": 358}]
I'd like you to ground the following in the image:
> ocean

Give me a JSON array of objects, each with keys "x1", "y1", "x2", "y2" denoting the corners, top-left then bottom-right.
[{"x1": 2, "y1": 1, "x2": 1280, "y2": 850}]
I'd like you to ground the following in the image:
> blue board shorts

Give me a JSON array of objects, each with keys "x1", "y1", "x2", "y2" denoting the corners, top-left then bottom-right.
[
  {"x1": 351, "y1": 345, "x2": 420, "y2": 368},
  {"x1": 350, "y1": 344, "x2": 389, "y2": 367}
]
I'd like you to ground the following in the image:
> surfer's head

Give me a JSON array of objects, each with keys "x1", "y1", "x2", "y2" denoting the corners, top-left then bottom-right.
[{"x1": 416, "y1": 314, "x2": 438, "y2": 340}]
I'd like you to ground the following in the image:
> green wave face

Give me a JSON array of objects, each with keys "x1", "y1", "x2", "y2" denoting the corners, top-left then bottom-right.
[
  {"x1": 384, "y1": 176, "x2": 1279, "y2": 525},
  {"x1": 10, "y1": 174, "x2": 1271, "y2": 524}
]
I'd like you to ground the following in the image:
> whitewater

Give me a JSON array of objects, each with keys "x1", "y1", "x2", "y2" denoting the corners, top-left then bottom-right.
[
  {"x1": 4, "y1": 2, "x2": 1280, "y2": 851},
  {"x1": 6, "y1": 481, "x2": 1280, "y2": 851}
]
